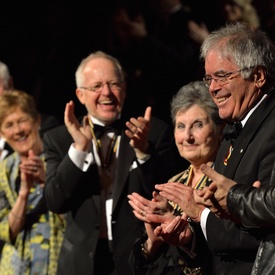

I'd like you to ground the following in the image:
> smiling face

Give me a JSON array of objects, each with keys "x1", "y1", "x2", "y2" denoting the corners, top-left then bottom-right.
[
  {"x1": 174, "y1": 104, "x2": 222, "y2": 166},
  {"x1": 0, "y1": 107, "x2": 42, "y2": 157},
  {"x1": 205, "y1": 51, "x2": 263, "y2": 121},
  {"x1": 76, "y1": 57, "x2": 126, "y2": 125}
]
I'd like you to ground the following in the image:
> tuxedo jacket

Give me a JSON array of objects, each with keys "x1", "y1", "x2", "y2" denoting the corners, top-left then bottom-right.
[
  {"x1": 205, "y1": 91, "x2": 275, "y2": 275},
  {"x1": 43, "y1": 116, "x2": 182, "y2": 275}
]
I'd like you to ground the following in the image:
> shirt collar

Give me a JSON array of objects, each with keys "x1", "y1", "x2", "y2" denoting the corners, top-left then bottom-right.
[
  {"x1": 241, "y1": 94, "x2": 267, "y2": 127},
  {"x1": 89, "y1": 114, "x2": 121, "y2": 127}
]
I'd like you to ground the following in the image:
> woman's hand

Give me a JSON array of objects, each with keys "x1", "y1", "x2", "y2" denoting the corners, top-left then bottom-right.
[
  {"x1": 128, "y1": 191, "x2": 174, "y2": 255},
  {"x1": 19, "y1": 149, "x2": 45, "y2": 186},
  {"x1": 154, "y1": 215, "x2": 193, "y2": 247},
  {"x1": 128, "y1": 191, "x2": 173, "y2": 223}
]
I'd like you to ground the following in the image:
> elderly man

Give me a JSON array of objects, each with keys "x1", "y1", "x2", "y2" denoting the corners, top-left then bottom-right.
[
  {"x1": 43, "y1": 51, "x2": 183, "y2": 274},
  {"x1": 155, "y1": 22, "x2": 275, "y2": 275}
]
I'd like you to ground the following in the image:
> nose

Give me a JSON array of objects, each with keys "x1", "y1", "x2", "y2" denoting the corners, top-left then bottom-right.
[
  {"x1": 101, "y1": 83, "x2": 112, "y2": 95},
  {"x1": 183, "y1": 127, "x2": 193, "y2": 141},
  {"x1": 209, "y1": 80, "x2": 221, "y2": 96},
  {"x1": 12, "y1": 122, "x2": 24, "y2": 134}
]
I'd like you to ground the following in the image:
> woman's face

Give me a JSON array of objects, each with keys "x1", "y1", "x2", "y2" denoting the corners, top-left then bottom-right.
[
  {"x1": 174, "y1": 104, "x2": 222, "y2": 166},
  {"x1": 0, "y1": 107, "x2": 41, "y2": 157}
]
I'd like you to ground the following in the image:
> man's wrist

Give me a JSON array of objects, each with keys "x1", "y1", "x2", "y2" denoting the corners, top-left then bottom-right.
[{"x1": 136, "y1": 153, "x2": 150, "y2": 161}]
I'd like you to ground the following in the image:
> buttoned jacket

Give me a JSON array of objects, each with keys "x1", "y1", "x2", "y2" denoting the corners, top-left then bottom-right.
[{"x1": 43, "y1": 115, "x2": 182, "y2": 275}]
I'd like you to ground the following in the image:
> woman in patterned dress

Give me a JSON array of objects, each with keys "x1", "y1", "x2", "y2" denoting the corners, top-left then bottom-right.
[{"x1": 0, "y1": 90, "x2": 64, "y2": 274}]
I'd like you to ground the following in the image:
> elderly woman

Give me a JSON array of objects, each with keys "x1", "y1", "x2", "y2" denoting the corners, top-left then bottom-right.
[
  {"x1": 0, "y1": 90, "x2": 64, "y2": 274},
  {"x1": 128, "y1": 81, "x2": 224, "y2": 274}
]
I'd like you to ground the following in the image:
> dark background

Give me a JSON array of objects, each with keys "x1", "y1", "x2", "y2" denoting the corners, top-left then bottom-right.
[{"x1": 0, "y1": 0, "x2": 272, "y2": 124}]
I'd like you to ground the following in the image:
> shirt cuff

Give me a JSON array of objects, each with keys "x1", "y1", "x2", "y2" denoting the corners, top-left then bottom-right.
[
  {"x1": 130, "y1": 155, "x2": 151, "y2": 171},
  {"x1": 68, "y1": 144, "x2": 93, "y2": 171},
  {"x1": 137, "y1": 154, "x2": 150, "y2": 163},
  {"x1": 200, "y1": 208, "x2": 210, "y2": 240}
]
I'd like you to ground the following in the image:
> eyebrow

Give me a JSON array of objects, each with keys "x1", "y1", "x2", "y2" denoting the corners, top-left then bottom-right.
[
  {"x1": 176, "y1": 117, "x2": 208, "y2": 125},
  {"x1": 205, "y1": 69, "x2": 232, "y2": 76}
]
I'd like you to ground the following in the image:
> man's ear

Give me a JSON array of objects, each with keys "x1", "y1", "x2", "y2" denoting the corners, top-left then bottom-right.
[
  {"x1": 253, "y1": 65, "x2": 266, "y2": 88},
  {"x1": 76, "y1": 88, "x2": 85, "y2": 105}
]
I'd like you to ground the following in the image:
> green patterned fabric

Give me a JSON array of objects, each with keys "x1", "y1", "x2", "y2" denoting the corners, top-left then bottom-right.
[{"x1": 0, "y1": 152, "x2": 64, "y2": 275}]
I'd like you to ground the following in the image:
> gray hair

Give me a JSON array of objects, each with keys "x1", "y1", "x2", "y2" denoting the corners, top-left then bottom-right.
[
  {"x1": 0, "y1": 61, "x2": 11, "y2": 89},
  {"x1": 75, "y1": 51, "x2": 125, "y2": 87},
  {"x1": 200, "y1": 22, "x2": 275, "y2": 81},
  {"x1": 170, "y1": 81, "x2": 224, "y2": 127}
]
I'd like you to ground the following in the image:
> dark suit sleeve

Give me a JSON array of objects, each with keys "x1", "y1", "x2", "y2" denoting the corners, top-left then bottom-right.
[
  {"x1": 228, "y1": 183, "x2": 275, "y2": 228},
  {"x1": 43, "y1": 125, "x2": 100, "y2": 213}
]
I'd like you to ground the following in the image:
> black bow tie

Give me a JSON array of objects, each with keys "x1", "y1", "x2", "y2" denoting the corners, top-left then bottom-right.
[
  {"x1": 93, "y1": 120, "x2": 124, "y2": 139},
  {"x1": 223, "y1": 121, "x2": 243, "y2": 141}
]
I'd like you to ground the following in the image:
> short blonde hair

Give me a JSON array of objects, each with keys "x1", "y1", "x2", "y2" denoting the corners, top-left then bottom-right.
[{"x1": 0, "y1": 90, "x2": 39, "y2": 127}]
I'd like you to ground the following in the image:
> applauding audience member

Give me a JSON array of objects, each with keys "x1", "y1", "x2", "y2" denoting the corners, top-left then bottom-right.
[{"x1": 0, "y1": 90, "x2": 64, "y2": 274}]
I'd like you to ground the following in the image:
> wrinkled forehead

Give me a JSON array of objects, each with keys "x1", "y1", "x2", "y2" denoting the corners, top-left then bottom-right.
[
  {"x1": 83, "y1": 58, "x2": 121, "y2": 81},
  {"x1": 205, "y1": 50, "x2": 238, "y2": 74}
]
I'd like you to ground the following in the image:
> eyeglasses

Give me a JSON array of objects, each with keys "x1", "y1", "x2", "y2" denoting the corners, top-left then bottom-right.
[
  {"x1": 203, "y1": 67, "x2": 254, "y2": 88},
  {"x1": 79, "y1": 81, "x2": 124, "y2": 93}
]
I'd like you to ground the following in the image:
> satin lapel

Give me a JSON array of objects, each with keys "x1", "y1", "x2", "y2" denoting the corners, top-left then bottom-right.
[
  {"x1": 224, "y1": 92, "x2": 275, "y2": 178},
  {"x1": 112, "y1": 133, "x2": 135, "y2": 211}
]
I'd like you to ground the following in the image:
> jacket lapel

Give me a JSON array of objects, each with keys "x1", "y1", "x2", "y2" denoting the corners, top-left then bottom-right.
[
  {"x1": 224, "y1": 91, "x2": 275, "y2": 178},
  {"x1": 112, "y1": 133, "x2": 135, "y2": 211}
]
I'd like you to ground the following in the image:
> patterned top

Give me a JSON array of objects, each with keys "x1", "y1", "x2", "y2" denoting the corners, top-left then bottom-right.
[
  {"x1": 0, "y1": 152, "x2": 65, "y2": 275},
  {"x1": 167, "y1": 164, "x2": 214, "y2": 274},
  {"x1": 168, "y1": 163, "x2": 214, "y2": 216}
]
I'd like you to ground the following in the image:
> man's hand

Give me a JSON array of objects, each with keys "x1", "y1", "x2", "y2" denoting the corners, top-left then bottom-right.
[
  {"x1": 253, "y1": 180, "x2": 261, "y2": 188},
  {"x1": 195, "y1": 164, "x2": 237, "y2": 217},
  {"x1": 125, "y1": 106, "x2": 151, "y2": 159},
  {"x1": 155, "y1": 182, "x2": 204, "y2": 223},
  {"x1": 64, "y1": 101, "x2": 92, "y2": 152}
]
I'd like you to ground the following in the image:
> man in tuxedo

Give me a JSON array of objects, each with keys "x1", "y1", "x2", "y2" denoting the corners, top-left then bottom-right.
[
  {"x1": 43, "y1": 51, "x2": 184, "y2": 274},
  {"x1": 196, "y1": 22, "x2": 275, "y2": 274}
]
